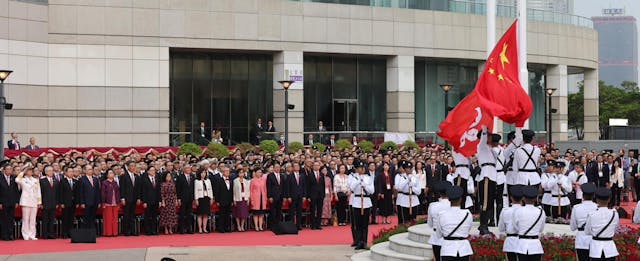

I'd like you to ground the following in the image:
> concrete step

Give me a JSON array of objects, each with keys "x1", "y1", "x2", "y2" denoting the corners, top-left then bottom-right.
[
  {"x1": 407, "y1": 224, "x2": 431, "y2": 243},
  {"x1": 389, "y1": 233, "x2": 433, "y2": 258},
  {"x1": 370, "y1": 242, "x2": 429, "y2": 261},
  {"x1": 351, "y1": 251, "x2": 373, "y2": 261}
]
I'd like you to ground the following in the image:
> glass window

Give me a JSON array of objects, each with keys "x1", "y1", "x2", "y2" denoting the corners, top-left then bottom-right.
[{"x1": 170, "y1": 51, "x2": 273, "y2": 145}]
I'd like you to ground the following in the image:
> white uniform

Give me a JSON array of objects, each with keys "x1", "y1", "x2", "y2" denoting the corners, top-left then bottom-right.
[
  {"x1": 570, "y1": 171, "x2": 589, "y2": 200},
  {"x1": 503, "y1": 132, "x2": 522, "y2": 186},
  {"x1": 436, "y1": 207, "x2": 473, "y2": 257},
  {"x1": 452, "y1": 151, "x2": 471, "y2": 180},
  {"x1": 475, "y1": 132, "x2": 497, "y2": 182},
  {"x1": 513, "y1": 204, "x2": 546, "y2": 255},
  {"x1": 348, "y1": 174, "x2": 374, "y2": 208},
  {"x1": 513, "y1": 143, "x2": 542, "y2": 185},
  {"x1": 394, "y1": 173, "x2": 421, "y2": 208},
  {"x1": 498, "y1": 204, "x2": 522, "y2": 253},
  {"x1": 634, "y1": 201, "x2": 640, "y2": 224},
  {"x1": 585, "y1": 207, "x2": 619, "y2": 258},
  {"x1": 427, "y1": 199, "x2": 451, "y2": 246},
  {"x1": 15, "y1": 175, "x2": 41, "y2": 240},
  {"x1": 548, "y1": 174, "x2": 572, "y2": 206},
  {"x1": 540, "y1": 172, "x2": 555, "y2": 206},
  {"x1": 570, "y1": 200, "x2": 598, "y2": 250},
  {"x1": 494, "y1": 147, "x2": 506, "y2": 185},
  {"x1": 446, "y1": 175, "x2": 475, "y2": 208}
]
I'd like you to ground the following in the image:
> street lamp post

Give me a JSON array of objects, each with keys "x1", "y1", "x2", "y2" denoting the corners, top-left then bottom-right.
[
  {"x1": 440, "y1": 84, "x2": 453, "y2": 149},
  {"x1": 0, "y1": 70, "x2": 12, "y2": 160},
  {"x1": 278, "y1": 80, "x2": 294, "y2": 154},
  {"x1": 545, "y1": 87, "x2": 556, "y2": 150}
]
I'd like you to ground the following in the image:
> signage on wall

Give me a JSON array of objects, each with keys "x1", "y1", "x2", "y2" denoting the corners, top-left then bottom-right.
[
  {"x1": 602, "y1": 8, "x2": 625, "y2": 16},
  {"x1": 283, "y1": 64, "x2": 303, "y2": 89}
]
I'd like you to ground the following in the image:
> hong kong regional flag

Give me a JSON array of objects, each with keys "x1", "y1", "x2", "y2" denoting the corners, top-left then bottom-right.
[{"x1": 437, "y1": 92, "x2": 494, "y2": 157}]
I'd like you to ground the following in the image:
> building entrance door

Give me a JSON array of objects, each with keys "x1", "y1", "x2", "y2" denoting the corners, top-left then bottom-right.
[{"x1": 333, "y1": 99, "x2": 358, "y2": 131}]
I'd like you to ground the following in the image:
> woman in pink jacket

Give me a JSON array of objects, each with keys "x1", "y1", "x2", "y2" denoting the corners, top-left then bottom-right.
[{"x1": 249, "y1": 168, "x2": 268, "y2": 231}]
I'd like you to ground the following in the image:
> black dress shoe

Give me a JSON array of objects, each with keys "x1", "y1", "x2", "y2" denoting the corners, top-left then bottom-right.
[
  {"x1": 350, "y1": 243, "x2": 357, "y2": 247},
  {"x1": 355, "y1": 244, "x2": 366, "y2": 250}
]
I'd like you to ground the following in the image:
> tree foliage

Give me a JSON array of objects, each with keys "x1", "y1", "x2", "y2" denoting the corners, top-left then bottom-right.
[{"x1": 569, "y1": 81, "x2": 640, "y2": 131}]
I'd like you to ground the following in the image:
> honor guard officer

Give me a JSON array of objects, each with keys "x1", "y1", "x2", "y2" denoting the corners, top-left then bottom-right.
[
  {"x1": 491, "y1": 133, "x2": 506, "y2": 225},
  {"x1": 570, "y1": 183, "x2": 598, "y2": 261},
  {"x1": 428, "y1": 181, "x2": 452, "y2": 261},
  {"x1": 540, "y1": 160, "x2": 557, "y2": 215},
  {"x1": 570, "y1": 161, "x2": 589, "y2": 204},
  {"x1": 475, "y1": 126, "x2": 498, "y2": 235},
  {"x1": 498, "y1": 185, "x2": 524, "y2": 261},
  {"x1": 348, "y1": 160, "x2": 374, "y2": 250},
  {"x1": 585, "y1": 188, "x2": 619, "y2": 261},
  {"x1": 513, "y1": 186, "x2": 546, "y2": 261},
  {"x1": 437, "y1": 186, "x2": 473, "y2": 261},
  {"x1": 395, "y1": 161, "x2": 421, "y2": 224},
  {"x1": 514, "y1": 130, "x2": 541, "y2": 186},
  {"x1": 451, "y1": 149, "x2": 471, "y2": 209},
  {"x1": 550, "y1": 161, "x2": 572, "y2": 219},
  {"x1": 394, "y1": 160, "x2": 407, "y2": 224},
  {"x1": 503, "y1": 131, "x2": 521, "y2": 199}
]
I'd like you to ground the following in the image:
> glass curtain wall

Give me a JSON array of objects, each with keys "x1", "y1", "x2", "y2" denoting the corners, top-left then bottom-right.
[
  {"x1": 170, "y1": 51, "x2": 273, "y2": 145},
  {"x1": 503, "y1": 70, "x2": 546, "y2": 135},
  {"x1": 304, "y1": 56, "x2": 387, "y2": 132}
]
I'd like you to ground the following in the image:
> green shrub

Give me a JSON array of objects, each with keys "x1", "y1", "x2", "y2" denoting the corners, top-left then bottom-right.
[
  {"x1": 358, "y1": 140, "x2": 375, "y2": 153},
  {"x1": 205, "y1": 142, "x2": 230, "y2": 159},
  {"x1": 335, "y1": 139, "x2": 353, "y2": 151},
  {"x1": 259, "y1": 140, "x2": 279, "y2": 154},
  {"x1": 236, "y1": 142, "x2": 256, "y2": 154},
  {"x1": 403, "y1": 140, "x2": 420, "y2": 151},
  {"x1": 288, "y1": 141, "x2": 304, "y2": 153},
  {"x1": 177, "y1": 142, "x2": 203, "y2": 156},
  {"x1": 312, "y1": 142, "x2": 326, "y2": 152},
  {"x1": 379, "y1": 141, "x2": 399, "y2": 151}
]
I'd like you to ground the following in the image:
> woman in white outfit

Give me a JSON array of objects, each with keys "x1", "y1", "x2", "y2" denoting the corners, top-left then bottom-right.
[{"x1": 15, "y1": 166, "x2": 41, "y2": 240}]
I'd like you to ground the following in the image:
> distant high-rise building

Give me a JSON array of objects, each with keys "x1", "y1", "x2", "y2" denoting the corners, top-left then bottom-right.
[
  {"x1": 497, "y1": 0, "x2": 573, "y2": 14},
  {"x1": 592, "y1": 15, "x2": 638, "y2": 87}
]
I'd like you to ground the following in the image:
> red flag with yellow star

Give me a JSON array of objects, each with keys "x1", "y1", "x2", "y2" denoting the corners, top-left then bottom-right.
[{"x1": 475, "y1": 20, "x2": 532, "y2": 127}]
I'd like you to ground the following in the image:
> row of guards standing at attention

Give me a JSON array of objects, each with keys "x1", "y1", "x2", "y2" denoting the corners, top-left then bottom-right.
[
  {"x1": 394, "y1": 161, "x2": 421, "y2": 224},
  {"x1": 541, "y1": 160, "x2": 572, "y2": 218},
  {"x1": 348, "y1": 160, "x2": 374, "y2": 250}
]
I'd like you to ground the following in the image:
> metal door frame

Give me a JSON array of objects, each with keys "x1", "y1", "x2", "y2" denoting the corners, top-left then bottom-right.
[{"x1": 332, "y1": 98, "x2": 358, "y2": 132}]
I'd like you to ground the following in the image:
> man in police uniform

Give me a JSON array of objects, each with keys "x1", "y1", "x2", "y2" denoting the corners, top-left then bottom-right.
[
  {"x1": 394, "y1": 161, "x2": 407, "y2": 224},
  {"x1": 395, "y1": 161, "x2": 421, "y2": 224},
  {"x1": 570, "y1": 183, "x2": 597, "y2": 261},
  {"x1": 498, "y1": 185, "x2": 524, "y2": 261},
  {"x1": 451, "y1": 149, "x2": 471, "y2": 209},
  {"x1": 492, "y1": 133, "x2": 506, "y2": 226},
  {"x1": 569, "y1": 160, "x2": 589, "y2": 205},
  {"x1": 540, "y1": 160, "x2": 556, "y2": 215},
  {"x1": 549, "y1": 161, "x2": 572, "y2": 218},
  {"x1": 513, "y1": 186, "x2": 546, "y2": 261},
  {"x1": 585, "y1": 188, "x2": 619, "y2": 261},
  {"x1": 475, "y1": 126, "x2": 498, "y2": 235},
  {"x1": 428, "y1": 181, "x2": 452, "y2": 261},
  {"x1": 503, "y1": 131, "x2": 520, "y2": 200},
  {"x1": 513, "y1": 130, "x2": 541, "y2": 186},
  {"x1": 437, "y1": 186, "x2": 473, "y2": 261},
  {"x1": 348, "y1": 160, "x2": 374, "y2": 250}
]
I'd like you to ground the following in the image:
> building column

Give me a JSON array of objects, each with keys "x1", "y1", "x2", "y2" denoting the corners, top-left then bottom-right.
[
  {"x1": 273, "y1": 51, "x2": 304, "y2": 144},
  {"x1": 386, "y1": 55, "x2": 415, "y2": 134},
  {"x1": 583, "y1": 69, "x2": 600, "y2": 140},
  {"x1": 547, "y1": 64, "x2": 569, "y2": 142}
]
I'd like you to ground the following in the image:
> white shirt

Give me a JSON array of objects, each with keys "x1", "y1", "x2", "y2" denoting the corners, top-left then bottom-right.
[
  {"x1": 570, "y1": 200, "x2": 598, "y2": 250},
  {"x1": 394, "y1": 173, "x2": 421, "y2": 207},
  {"x1": 585, "y1": 207, "x2": 619, "y2": 258},
  {"x1": 194, "y1": 179, "x2": 213, "y2": 199},
  {"x1": 348, "y1": 174, "x2": 374, "y2": 208},
  {"x1": 633, "y1": 201, "x2": 640, "y2": 224},
  {"x1": 427, "y1": 198, "x2": 451, "y2": 246},
  {"x1": 546, "y1": 174, "x2": 572, "y2": 206},
  {"x1": 452, "y1": 150, "x2": 471, "y2": 180},
  {"x1": 503, "y1": 142, "x2": 519, "y2": 185},
  {"x1": 513, "y1": 144, "x2": 542, "y2": 185},
  {"x1": 436, "y1": 207, "x2": 473, "y2": 257},
  {"x1": 475, "y1": 132, "x2": 497, "y2": 182},
  {"x1": 513, "y1": 204, "x2": 546, "y2": 255},
  {"x1": 540, "y1": 172, "x2": 554, "y2": 206},
  {"x1": 570, "y1": 171, "x2": 588, "y2": 200},
  {"x1": 498, "y1": 204, "x2": 522, "y2": 252},
  {"x1": 16, "y1": 176, "x2": 41, "y2": 207},
  {"x1": 333, "y1": 174, "x2": 349, "y2": 193}
]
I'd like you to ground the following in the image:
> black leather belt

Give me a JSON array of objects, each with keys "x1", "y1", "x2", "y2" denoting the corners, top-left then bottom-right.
[
  {"x1": 455, "y1": 164, "x2": 470, "y2": 168},
  {"x1": 577, "y1": 228, "x2": 585, "y2": 231},
  {"x1": 353, "y1": 194, "x2": 369, "y2": 197},
  {"x1": 443, "y1": 237, "x2": 467, "y2": 240},
  {"x1": 544, "y1": 191, "x2": 551, "y2": 193},
  {"x1": 551, "y1": 195, "x2": 568, "y2": 198},
  {"x1": 519, "y1": 235, "x2": 539, "y2": 239},
  {"x1": 481, "y1": 163, "x2": 496, "y2": 167},
  {"x1": 507, "y1": 233, "x2": 518, "y2": 237},
  {"x1": 518, "y1": 169, "x2": 537, "y2": 172},
  {"x1": 592, "y1": 237, "x2": 613, "y2": 241},
  {"x1": 399, "y1": 192, "x2": 414, "y2": 195},
  {"x1": 503, "y1": 194, "x2": 508, "y2": 197}
]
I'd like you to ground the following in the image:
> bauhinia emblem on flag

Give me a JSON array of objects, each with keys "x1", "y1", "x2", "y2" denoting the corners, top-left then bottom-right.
[{"x1": 437, "y1": 20, "x2": 533, "y2": 157}]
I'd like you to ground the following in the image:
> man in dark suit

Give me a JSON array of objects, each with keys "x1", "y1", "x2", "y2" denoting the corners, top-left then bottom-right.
[
  {"x1": 267, "y1": 164, "x2": 286, "y2": 230},
  {"x1": 214, "y1": 166, "x2": 234, "y2": 233},
  {"x1": 175, "y1": 164, "x2": 195, "y2": 234},
  {"x1": 58, "y1": 167, "x2": 76, "y2": 238},
  {"x1": 307, "y1": 161, "x2": 325, "y2": 230},
  {"x1": 120, "y1": 161, "x2": 141, "y2": 236},
  {"x1": 40, "y1": 165, "x2": 58, "y2": 239},
  {"x1": 631, "y1": 156, "x2": 640, "y2": 202},
  {"x1": 590, "y1": 155, "x2": 610, "y2": 187},
  {"x1": 425, "y1": 157, "x2": 441, "y2": 204},
  {"x1": 78, "y1": 165, "x2": 101, "y2": 229},
  {"x1": 254, "y1": 118, "x2": 265, "y2": 145},
  {"x1": 25, "y1": 137, "x2": 39, "y2": 150},
  {"x1": 194, "y1": 122, "x2": 209, "y2": 146},
  {"x1": 7, "y1": 133, "x2": 20, "y2": 150},
  {"x1": 140, "y1": 167, "x2": 161, "y2": 235},
  {"x1": 0, "y1": 162, "x2": 19, "y2": 240},
  {"x1": 286, "y1": 163, "x2": 306, "y2": 230}
]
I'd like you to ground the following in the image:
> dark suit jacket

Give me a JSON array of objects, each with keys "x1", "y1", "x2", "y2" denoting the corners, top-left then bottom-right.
[
  {"x1": 0, "y1": 174, "x2": 20, "y2": 206},
  {"x1": 376, "y1": 171, "x2": 394, "y2": 193},
  {"x1": 25, "y1": 145, "x2": 39, "y2": 150},
  {"x1": 586, "y1": 161, "x2": 597, "y2": 184},
  {"x1": 306, "y1": 170, "x2": 325, "y2": 200},
  {"x1": 286, "y1": 172, "x2": 306, "y2": 199},
  {"x1": 140, "y1": 175, "x2": 161, "y2": 205},
  {"x1": 266, "y1": 172, "x2": 286, "y2": 201},
  {"x1": 305, "y1": 139, "x2": 315, "y2": 146},
  {"x1": 40, "y1": 177, "x2": 58, "y2": 209},
  {"x1": 78, "y1": 176, "x2": 101, "y2": 207},
  {"x1": 590, "y1": 162, "x2": 610, "y2": 187},
  {"x1": 58, "y1": 177, "x2": 76, "y2": 207},
  {"x1": 175, "y1": 173, "x2": 195, "y2": 202},
  {"x1": 213, "y1": 176, "x2": 233, "y2": 206},
  {"x1": 425, "y1": 164, "x2": 441, "y2": 188},
  {"x1": 632, "y1": 163, "x2": 640, "y2": 182},
  {"x1": 119, "y1": 171, "x2": 141, "y2": 203},
  {"x1": 7, "y1": 140, "x2": 19, "y2": 150}
]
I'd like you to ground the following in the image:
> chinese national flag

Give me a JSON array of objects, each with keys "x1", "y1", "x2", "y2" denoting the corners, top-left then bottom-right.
[
  {"x1": 475, "y1": 20, "x2": 533, "y2": 127},
  {"x1": 437, "y1": 92, "x2": 494, "y2": 157}
]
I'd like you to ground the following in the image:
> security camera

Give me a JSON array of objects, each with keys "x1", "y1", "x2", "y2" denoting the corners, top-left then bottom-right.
[{"x1": 287, "y1": 104, "x2": 295, "y2": 110}]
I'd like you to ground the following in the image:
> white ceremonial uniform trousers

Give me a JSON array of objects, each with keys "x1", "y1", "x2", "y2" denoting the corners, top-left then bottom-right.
[{"x1": 21, "y1": 206, "x2": 37, "y2": 240}]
